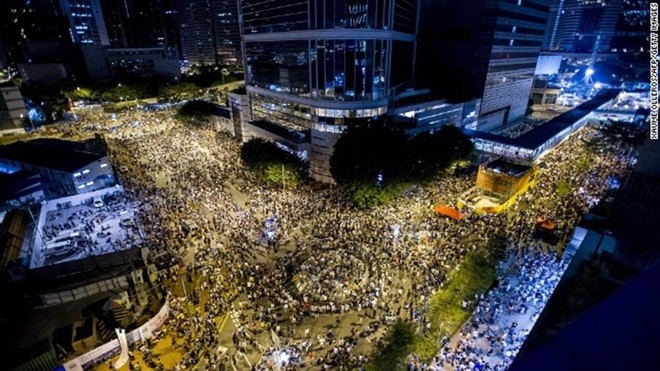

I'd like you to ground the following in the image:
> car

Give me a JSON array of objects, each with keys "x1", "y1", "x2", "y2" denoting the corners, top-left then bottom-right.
[
  {"x1": 119, "y1": 165, "x2": 129, "y2": 173},
  {"x1": 93, "y1": 197, "x2": 104, "y2": 208}
]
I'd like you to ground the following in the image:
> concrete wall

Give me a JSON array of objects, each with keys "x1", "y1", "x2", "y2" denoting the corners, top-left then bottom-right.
[{"x1": 0, "y1": 87, "x2": 28, "y2": 133}]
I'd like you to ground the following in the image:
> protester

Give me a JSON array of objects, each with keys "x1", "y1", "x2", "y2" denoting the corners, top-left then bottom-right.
[{"x1": 52, "y1": 109, "x2": 636, "y2": 370}]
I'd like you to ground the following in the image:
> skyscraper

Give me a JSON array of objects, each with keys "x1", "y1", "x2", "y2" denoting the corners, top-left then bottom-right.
[
  {"x1": 417, "y1": 0, "x2": 551, "y2": 131},
  {"x1": 0, "y1": 0, "x2": 73, "y2": 64},
  {"x1": 58, "y1": 0, "x2": 110, "y2": 45},
  {"x1": 212, "y1": 0, "x2": 241, "y2": 67},
  {"x1": 100, "y1": 0, "x2": 172, "y2": 48},
  {"x1": 610, "y1": 0, "x2": 649, "y2": 58},
  {"x1": 172, "y1": 0, "x2": 241, "y2": 66},
  {"x1": 544, "y1": 0, "x2": 623, "y2": 53},
  {"x1": 0, "y1": 0, "x2": 80, "y2": 83},
  {"x1": 237, "y1": 0, "x2": 420, "y2": 182}
]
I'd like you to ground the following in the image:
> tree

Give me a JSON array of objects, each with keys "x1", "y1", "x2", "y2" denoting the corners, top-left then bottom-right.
[
  {"x1": 160, "y1": 82, "x2": 199, "y2": 102},
  {"x1": 330, "y1": 118, "x2": 409, "y2": 185},
  {"x1": 366, "y1": 319, "x2": 416, "y2": 371},
  {"x1": 61, "y1": 86, "x2": 98, "y2": 101},
  {"x1": 102, "y1": 83, "x2": 148, "y2": 102},
  {"x1": 176, "y1": 100, "x2": 220, "y2": 127},
  {"x1": 331, "y1": 120, "x2": 474, "y2": 185},
  {"x1": 240, "y1": 138, "x2": 308, "y2": 186}
]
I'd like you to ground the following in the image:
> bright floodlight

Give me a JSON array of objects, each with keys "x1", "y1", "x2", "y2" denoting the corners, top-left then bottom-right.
[
  {"x1": 585, "y1": 68, "x2": 594, "y2": 76},
  {"x1": 594, "y1": 82, "x2": 602, "y2": 89}
]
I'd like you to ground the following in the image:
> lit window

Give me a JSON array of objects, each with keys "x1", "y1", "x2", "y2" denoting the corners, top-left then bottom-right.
[
  {"x1": 100, "y1": 163, "x2": 108, "y2": 168},
  {"x1": 77, "y1": 184, "x2": 85, "y2": 189},
  {"x1": 74, "y1": 172, "x2": 81, "y2": 177},
  {"x1": 86, "y1": 181, "x2": 94, "y2": 186},
  {"x1": 82, "y1": 169, "x2": 90, "y2": 174}
]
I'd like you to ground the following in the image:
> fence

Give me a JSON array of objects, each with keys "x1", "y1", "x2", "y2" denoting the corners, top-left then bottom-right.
[{"x1": 61, "y1": 299, "x2": 170, "y2": 371}]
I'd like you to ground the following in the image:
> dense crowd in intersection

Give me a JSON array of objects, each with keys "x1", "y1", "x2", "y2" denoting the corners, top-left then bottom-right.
[{"x1": 50, "y1": 108, "x2": 639, "y2": 370}]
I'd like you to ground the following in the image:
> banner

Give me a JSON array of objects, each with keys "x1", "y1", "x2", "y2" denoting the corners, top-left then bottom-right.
[
  {"x1": 113, "y1": 329, "x2": 129, "y2": 369},
  {"x1": 62, "y1": 300, "x2": 169, "y2": 370}
]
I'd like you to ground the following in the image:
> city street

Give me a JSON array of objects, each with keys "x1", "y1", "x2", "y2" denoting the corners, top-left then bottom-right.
[{"x1": 26, "y1": 107, "x2": 633, "y2": 370}]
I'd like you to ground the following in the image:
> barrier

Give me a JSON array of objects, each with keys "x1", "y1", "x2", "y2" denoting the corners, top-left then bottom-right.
[{"x1": 61, "y1": 299, "x2": 170, "y2": 370}]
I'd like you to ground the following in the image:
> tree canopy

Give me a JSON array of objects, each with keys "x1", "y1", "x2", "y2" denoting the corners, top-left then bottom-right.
[
  {"x1": 330, "y1": 118, "x2": 474, "y2": 186},
  {"x1": 240, "y1": 138, "x2": 308, "y2": 186},
  {"x1": 366, "y1": 319, "x2": 416, "y2": 371},
  {"x1": 176, "y1": 100, "x2": 220, "y2": 127}
]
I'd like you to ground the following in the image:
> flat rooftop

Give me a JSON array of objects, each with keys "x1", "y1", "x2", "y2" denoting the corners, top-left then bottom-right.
[
  {"x1": 0, "y1": 138, "x2": 107, "y2": 173},
  {"x1": 29, "y1": 186, "x2": 142, "y2": 269},
  {"x1": 484, "y1": 158, "x2": 532, "y2": 178},
  {"x1": 249, "y1": 120, "x2": 310, "y2": 144},
  {"x1": 464, "y1": 89, "x2": 620, "y2": 150}
]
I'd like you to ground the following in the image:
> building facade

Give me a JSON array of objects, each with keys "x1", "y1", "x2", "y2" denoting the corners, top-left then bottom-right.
[
  {"x1": 58, "y1": 0, "x2": 110, "y2": 45},
  {"x1": 0, "y1": 86, "x2": 29, "y2": 135},
  {"x1": 170, "y1": 0, "x2": 241, "y2": 67},
  {"x1": 100, "y1": 0, "x2": 172, "y2": 49},
  {"x1": 545, "y1": 0, "x2": 624, "y2": 53},
  {"x1": 238, "y1": 0, "x2": 420, "y2": 182},
  {"x1": 0, "y1": 139, "x2": 115, "y2": 197},
  {"x1": 417, "y1": 0, "x2": 551, "y2": 132},
  {"x1": 105, "y1": 47, "x2": 180, "y2": 79}
]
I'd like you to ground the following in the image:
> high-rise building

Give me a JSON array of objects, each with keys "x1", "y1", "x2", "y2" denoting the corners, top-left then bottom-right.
[
  {"x1": 100, "y1": 0, "x2": 173, "y2": 48},
  {"x1": 58, "y1": 0, "x2": 110, "y2": 45},
  {"x1": 212, "y1": 0, "x2": 241, "y2": 67},
  {"x1": 237, "y1": 0, "x2": 420, "y2": 182},
  {"x1": 172, "y1": 0, "x2": 241, "y2": 66},
  {"x1": 417, "y1": 0, "x2": 552, "y2": 132},
  {"x1": 1, "y1": 0, "x2": 180, "y2": 83},
  {"x1": 0, "y1": 0, "x2": 73, "y2": 63},
  {"x1": 544, "y1": 0, "x2": 623, "y2": 53},
  {"x1": 0, "y1": 0, "x2": 81, "y2": 83},
  {"x1": 174, "y1": 0, "x2": 215, "y2": 65},
  {"x1": 610, "y1": 0, "x2": 649, "y2": 58}
]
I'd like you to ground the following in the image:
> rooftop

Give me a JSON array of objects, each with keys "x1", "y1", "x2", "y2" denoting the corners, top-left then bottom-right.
[
  {"x1": 249, "y1": 120, "x2": 310, "y2": 144},
  {"x1": 0, "y1": 138, "x2": 107, "y2": 173},
  {"x1": 464, "y1": 89, "x2": 621, "y2": 150},
  {"x1": 30, "y1": 186, "x2": 142, "y2": 269},
  {"x1": 484, "y1": 158, "x2": 532, "y2": 178}
]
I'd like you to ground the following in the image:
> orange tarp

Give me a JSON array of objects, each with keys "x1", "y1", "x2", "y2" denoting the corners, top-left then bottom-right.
[
  {"x1": 536, "y1": 217, "x2": 556, "y2": 230},
  {"x1": 433, "y1": 205, "x2": 465, "y2": 220}
]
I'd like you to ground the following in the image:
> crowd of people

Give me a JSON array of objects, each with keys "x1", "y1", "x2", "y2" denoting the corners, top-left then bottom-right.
[
  {"x1": 419, "y1": 248, "x2": 567, "y2": 371},
  {"x1": 46, "y1": 107, "x2": 638, "y2": 370}
]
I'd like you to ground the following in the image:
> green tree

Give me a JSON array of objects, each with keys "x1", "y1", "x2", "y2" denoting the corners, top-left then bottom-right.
[
  {"x1": 330, "y1": 118, "x2": 409, "y2": 185},
  {"x1": 366, "y1": 319, "x2": 416, "y2": 371},
  {"x1": 240, "y1": 138, "x2": 308, "y2": 186},
  {"x1": 176, "y1": 100, "x2": 220, "y2": 127},
  {"x1": 61, "y1": 86, "x2": 99, "y2": 101},
  {"x1": 102, "y1": 83, "x2": 148, "y2": 102},
  {"x1": 160, "y1": 82, "x2": 199, "y2": 102}
]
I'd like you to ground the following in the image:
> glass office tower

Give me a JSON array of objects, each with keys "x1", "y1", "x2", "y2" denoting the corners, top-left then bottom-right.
[
  {"x1": 416, "y1": 0, "x2": 551, "y2": 132},
  {"x1": 238, "y1": 0, "x2": 420, "y2": 182}
]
